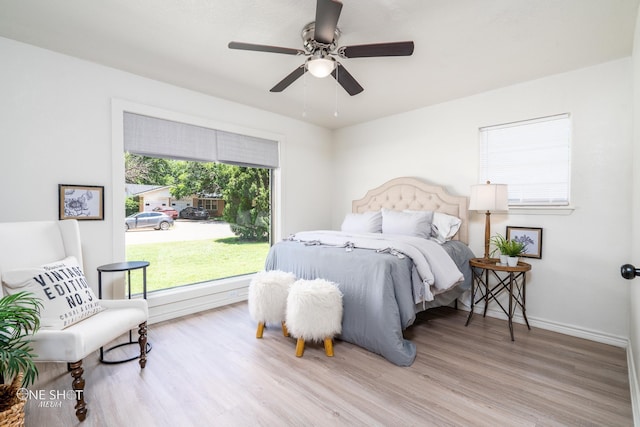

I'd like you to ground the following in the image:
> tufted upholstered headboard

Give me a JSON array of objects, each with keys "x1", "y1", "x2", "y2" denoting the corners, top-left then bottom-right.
[{"x1": 351, "y1": 177, "x2": 469, "y2": 244}]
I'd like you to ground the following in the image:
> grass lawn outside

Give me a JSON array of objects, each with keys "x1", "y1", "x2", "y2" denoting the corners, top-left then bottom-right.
[{"x1": 126, "y1": 237, "x2": 270, "y2": 294}]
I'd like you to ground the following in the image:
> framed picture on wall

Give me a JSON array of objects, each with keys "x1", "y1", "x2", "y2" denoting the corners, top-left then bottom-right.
[
  {"x1": 59, "y1": 184, "x2": 104, "y2": 220},
  {"x1": 506, "y1": 226, "x2": 543, "y2": 259}
]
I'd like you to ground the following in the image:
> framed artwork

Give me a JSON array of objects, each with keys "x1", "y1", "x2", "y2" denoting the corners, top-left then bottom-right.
[
  {"x1": 506, "y1": 226, "x2": 543, "y2": 259},
  {"x1": 59, "y1": 184, "x2": 104, "y2": 220}
]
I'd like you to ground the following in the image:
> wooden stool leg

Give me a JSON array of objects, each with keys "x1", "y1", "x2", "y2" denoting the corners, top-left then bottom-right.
[
  {"x1": 256, "y1": 322, "x2": 265, "y2": 338},
  {"x1": 281, "y1": 321, "x2": 289, "y2": 337},
  {"x1": 295, "y1": 338, "x2": 305, "y2": 357},
  {"x1": 324, "y1": 338, "x2": 334, "y2": 357}
]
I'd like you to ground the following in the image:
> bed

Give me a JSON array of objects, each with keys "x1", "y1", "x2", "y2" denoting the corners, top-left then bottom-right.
[{"x1": 264, "y1": 177, "x2": 476, "y2": 366}]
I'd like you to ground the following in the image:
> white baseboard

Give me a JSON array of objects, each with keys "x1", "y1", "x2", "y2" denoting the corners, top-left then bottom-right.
[
  {"x1": 463, "y1": 304, "x2": 628, "y2": 348},
  {"x1": 627, "y1": 342, "x2": 640, "y2": 426}
]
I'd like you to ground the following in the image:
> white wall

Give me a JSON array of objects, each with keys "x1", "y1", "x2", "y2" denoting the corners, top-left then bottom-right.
[
  {"x1": 0, "y1": 34, "x2": 636, "y2": 344},
  {"x1": 333, "y1": 58, "x2": 634, "y2": 343},
  {"x1": 0, "y1": 37, "x2": 334, "y2": 293},
  {"x1": 628, "y1": 4, "x2": 640, "y2": 422}
]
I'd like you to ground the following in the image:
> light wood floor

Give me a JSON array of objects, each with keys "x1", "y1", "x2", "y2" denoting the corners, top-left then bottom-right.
[{"x1": 24, "y1": 304, "x2": 633, "y2": 426}]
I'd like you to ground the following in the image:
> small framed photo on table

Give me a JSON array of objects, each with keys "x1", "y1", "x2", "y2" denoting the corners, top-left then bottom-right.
[
  {"x1": 506, "y1": 226, "x2": 543, "y2": 259},
  {"x1": 59, "y1": 184, "x2": 104, "y2": 220}
]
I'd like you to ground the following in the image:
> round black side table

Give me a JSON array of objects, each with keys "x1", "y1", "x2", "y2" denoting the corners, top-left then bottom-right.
[{"x1": 97, "y1": 261, "x2": 152, "y2": 364}]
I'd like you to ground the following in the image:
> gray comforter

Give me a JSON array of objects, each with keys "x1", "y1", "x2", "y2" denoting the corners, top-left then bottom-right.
[{"x1": 264, "y1": 237, "x2": 475, "y2": 366}]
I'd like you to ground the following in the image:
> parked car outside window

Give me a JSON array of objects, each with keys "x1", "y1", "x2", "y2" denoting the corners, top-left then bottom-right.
[
  {"x1": 179, "y1": 207, "x2": 210, "y2": 220},
  {"x1": 152, "y1": 207, "x2": 179, "y2": 219},
  {"x1": 125, "y1": 212, "x2": 174, "y2": 231}
]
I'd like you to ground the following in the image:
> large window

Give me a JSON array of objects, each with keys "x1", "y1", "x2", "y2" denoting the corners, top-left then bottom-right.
[
  {"x1": 479, "y1": 113, "x2": 571, "y2": 206},
  {"x1": 122, "y1": 112, "x2": 277, "y2": 294}
]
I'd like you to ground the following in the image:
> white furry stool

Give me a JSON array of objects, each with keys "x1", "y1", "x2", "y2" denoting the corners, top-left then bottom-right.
[
  {"x1": 286, "y1": 278, "x2": 343, "y2": 357},
  {"x1": 248, "y1": 270, "x2": 296, "y2": 338}
]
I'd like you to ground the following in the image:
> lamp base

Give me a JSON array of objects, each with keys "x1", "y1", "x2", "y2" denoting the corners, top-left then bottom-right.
[{"x1": 483, "y1": 211, "x2": 491, "y2": 259}]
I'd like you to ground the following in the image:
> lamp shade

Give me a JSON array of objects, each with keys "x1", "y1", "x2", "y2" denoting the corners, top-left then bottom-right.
[{"x1": 469, "y1": 183, "x2": 509, "y2": 212}]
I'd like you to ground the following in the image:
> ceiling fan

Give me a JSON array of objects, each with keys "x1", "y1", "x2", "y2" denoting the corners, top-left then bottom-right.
[{"x1": 228, "y1": 0, "x2": 414, "y2": 96}]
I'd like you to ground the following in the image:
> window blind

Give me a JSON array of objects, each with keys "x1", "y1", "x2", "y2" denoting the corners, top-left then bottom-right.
[
  {"x1": 123, "y1": 113, "x2": 218, "y2": 162},
  {"x1": 123, "y1": 112, "x2": 279, "y2": 168},
  {"x1": 479, "y1": 114, "x2": 571, "y2": 206},
  {"x1": 217, "y1": 130, "x2": 279, "y2": 168}
]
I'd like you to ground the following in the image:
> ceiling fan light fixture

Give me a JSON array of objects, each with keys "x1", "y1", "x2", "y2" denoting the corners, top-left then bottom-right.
[
  {"x1": 229, "y1": 0, "x2": 413, "y2": 95},
  {"x1": 307, "y1": 53, "x2": 335, "y2": 78}
]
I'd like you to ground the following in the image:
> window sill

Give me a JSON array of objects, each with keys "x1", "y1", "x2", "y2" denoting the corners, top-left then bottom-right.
[
  {"x1": 143, "y1": 274, "x2": 254, "y2": 324},
  {"x1": 508, "y1": 205, "x2": 575, "y2": 215}
]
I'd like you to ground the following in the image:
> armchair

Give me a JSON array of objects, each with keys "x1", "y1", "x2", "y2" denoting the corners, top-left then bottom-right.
[{"x1": 0, "y1": 220, "x2": 148, "y2": 421}]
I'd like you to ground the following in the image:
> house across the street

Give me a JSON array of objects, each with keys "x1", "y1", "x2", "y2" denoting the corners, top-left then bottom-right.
[{"x1": 125, "y1": 184, "x2": 225, "y2": 217}]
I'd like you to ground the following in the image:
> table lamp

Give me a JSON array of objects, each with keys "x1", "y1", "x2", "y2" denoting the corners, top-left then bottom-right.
[{"x1": 469, "y1": 181, "x2": 509, "y2": 259}]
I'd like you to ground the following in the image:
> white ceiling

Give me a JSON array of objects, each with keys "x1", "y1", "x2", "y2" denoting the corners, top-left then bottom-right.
[{"x1": 0, "y1": 0, "x2": 638, "y2": 129}]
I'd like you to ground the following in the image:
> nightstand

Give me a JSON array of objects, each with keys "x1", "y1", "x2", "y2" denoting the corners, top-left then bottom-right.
[{"x1": 465, "y1": 257, "x2": 532, "y2": 341}]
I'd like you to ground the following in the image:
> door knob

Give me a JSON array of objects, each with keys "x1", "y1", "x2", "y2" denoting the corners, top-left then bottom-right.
[{"x1": 621, "y1": 264, "x2": 640, "y2": 279}]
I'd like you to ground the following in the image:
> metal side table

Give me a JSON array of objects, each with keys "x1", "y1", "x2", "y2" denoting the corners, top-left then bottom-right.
[
  {"x1": 466, "y1": 257, "x2": 532, "y2": 341},
  {"x1": 98, "y1": 261, "x2": 152, "y2": 364}
]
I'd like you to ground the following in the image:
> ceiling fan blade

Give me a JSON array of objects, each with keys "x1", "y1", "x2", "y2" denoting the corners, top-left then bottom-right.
[
  {"x1": 314, "y1": 0, "x2": 343, "y2": 44},
  {"x1": 270, "y1": 65, "x2": 307, "y2": 92},
  {"x1": 228, "y1": 41, "x2": 305, "y2": 56},
  {"x1": 331, "y1": 62, "x2": 363, "y2": 96},
  {"x1": 340, "y1": 41, "x2": 414, "y2": 58}
]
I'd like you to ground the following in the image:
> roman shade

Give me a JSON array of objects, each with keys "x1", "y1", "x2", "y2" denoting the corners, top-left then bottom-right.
[{"x1": 123, "y1": 112, "x2": 279, "y2": 168}]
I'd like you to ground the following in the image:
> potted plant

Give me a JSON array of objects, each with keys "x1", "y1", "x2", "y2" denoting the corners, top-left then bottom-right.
[
  {"x1": 0, "y1": 291, "x2": 42, "y2": 424},
  {"x1": 502, "y1": 239, "x2": 527, "y2": 267},
  {"x1": 490, "y1": 234, "x2": 510, "y2": 264}
]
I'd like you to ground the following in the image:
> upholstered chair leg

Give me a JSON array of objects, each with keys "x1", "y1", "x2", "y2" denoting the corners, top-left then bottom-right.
[
  {"x1": 256, "y1": 322, "x2": 265, "y2": 338},
  {"x1": 295, "y1": 338, "x2": 305, "y2": 357},
  {"x1": 138, "y1": 321, "x2": 148, "y2": 369},
  {"x1": 69, "y1": 360, "x2": 87, "y2": 421},
  {"x1": 324, "y1": 338, "x2": 334, "y2": 357},
  {"x1": 281, "y1": 321, "x2": 289, "y2": 337}
]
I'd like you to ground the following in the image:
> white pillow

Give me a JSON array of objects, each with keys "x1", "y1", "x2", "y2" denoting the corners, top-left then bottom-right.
[
  {"x1": 381, "y1": 209, "x2": 433, "y2": 239},
  {"x1": 431, "y1": 212, "x2": 462, "y2": 243},
  {"x1": 341, "y1": 210, "x2": 382, "y2": 233},
  {"x1": 2, "y1": 256, "x2": 104, "y2": 330}
]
